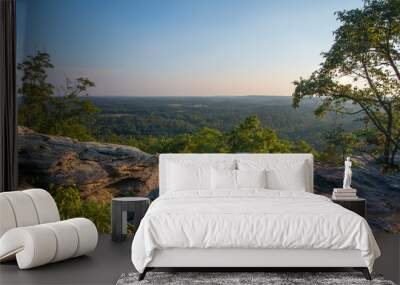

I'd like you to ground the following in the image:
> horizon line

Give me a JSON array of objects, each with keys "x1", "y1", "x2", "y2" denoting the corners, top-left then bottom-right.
[{"x1": 90, "y1": 94, "x2": 293, "y2": 98}]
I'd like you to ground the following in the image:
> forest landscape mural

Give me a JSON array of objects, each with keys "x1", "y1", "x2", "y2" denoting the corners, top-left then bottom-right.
[{"x1": 16, "y1": 0, "x2": 400, "y2": 234}]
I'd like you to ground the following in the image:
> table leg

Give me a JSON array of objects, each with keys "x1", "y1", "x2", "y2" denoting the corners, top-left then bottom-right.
[
  {"x1": 112, "y1": 201, "x2": 123, "y2": 241},
  {"x1": 122, "y1": 209, "x2": 127, "y2": 237}
]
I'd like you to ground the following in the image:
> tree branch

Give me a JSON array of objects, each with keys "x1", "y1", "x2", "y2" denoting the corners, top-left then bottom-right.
[
  {"x1": 361, "y1": 59, "x2": 390, "y2": 113},
  {"x1": 384, "y1": 19, "x2": 400, "y2": 82},
  {"x1": 387, "y1": 53, "x2": 400, "y2": 81}
]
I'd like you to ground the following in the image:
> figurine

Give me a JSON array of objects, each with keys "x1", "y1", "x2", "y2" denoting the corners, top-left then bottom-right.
[{"x1": 343, "y1": 157, "x2": 352, "y2": 189}]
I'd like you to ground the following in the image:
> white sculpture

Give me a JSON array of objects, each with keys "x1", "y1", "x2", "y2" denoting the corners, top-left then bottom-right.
[{"x1": 343, "y1": 157, "x2": 352, "y2": 189}]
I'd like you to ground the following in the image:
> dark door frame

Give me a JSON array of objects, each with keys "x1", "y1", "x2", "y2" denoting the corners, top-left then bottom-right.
[{"x1": 0, "y1": 0, "x2": 17, "y2": 192}]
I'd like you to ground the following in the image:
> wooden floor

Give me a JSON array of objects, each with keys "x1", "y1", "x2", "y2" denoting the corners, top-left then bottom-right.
[{"x1": 0, "y1": 233, "x2": 399, "y2": 285}]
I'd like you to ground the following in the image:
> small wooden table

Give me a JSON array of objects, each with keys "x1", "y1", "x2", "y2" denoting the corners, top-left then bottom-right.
[
  {"x1": 332, "y1": 197, "x2": 366, "y2": 218},
  {"x1": 111, "y1": 197, "x2": 150, "y2": 241}
]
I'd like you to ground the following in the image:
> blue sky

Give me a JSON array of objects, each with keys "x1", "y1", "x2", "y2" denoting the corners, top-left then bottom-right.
[{"x1": 17, "y1": 0, "x2": 363, "y2": 96}]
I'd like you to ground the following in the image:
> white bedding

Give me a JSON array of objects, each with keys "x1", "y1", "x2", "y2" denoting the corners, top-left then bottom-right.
[{"x1": 131, "y1": 190, "x2": 380, "y2": 273}]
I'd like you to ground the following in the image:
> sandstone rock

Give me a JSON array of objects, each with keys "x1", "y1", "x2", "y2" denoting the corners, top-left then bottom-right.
[{"x1": 17, "y1": 127, "x2": 159, "y2": 200}]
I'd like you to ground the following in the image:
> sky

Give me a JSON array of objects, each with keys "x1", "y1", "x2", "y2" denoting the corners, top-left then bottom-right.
[{"x1": 17, "y1": 0, "x2": 363, "y2": 96}]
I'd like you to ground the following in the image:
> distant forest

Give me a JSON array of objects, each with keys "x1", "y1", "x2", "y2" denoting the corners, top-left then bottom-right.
[{"x1": 90, "y1": 96, "x2": 360, "y2": 151}]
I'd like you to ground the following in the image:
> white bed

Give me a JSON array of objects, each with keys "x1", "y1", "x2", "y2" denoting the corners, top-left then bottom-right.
[{"x1": 131, "y1": 154, "x2": 380, "y2": 280}]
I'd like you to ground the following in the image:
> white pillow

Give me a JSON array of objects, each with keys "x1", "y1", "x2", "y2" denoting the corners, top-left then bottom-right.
[
  {"x1": 266, "y1": 164, "x2": 306, "y2": 191},
  {"x1": 212, "y1": 168, "x2": 237, "y2": 190},
  {"x1": 236, "y1": 169, "x2": 267, "y2": 189},
  {"x1": 238, "y1": 159, "x2": 308, "y2": 191},
  {"x1": 167, "y1": 162, "x2": 212, "y2": 191}
]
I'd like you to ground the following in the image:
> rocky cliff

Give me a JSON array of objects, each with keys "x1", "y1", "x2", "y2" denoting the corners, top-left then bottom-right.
[
  {"x1": 18, "y1": 127, "x2": 159, "y2": 201},
  {"x1": 315, "y1": 161, "x2": 400, "y2": 233}
]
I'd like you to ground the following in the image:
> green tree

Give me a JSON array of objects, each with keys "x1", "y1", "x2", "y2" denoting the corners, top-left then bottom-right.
[
  {"x1": 292, "y1": 0, "x2": 400, "y2": 170},
  {"x1": 161, "y1": 134, "x2": 194, "y2": 153},
  {"x1": 18, "y1": 52, "x2": 54, "y2": 130},
  {"x1": 291, "y1": 140, "x2": 319, "y2": 158},
  {"x1": 118, "y1": 116, "x2": 312, "y2": 155},
  {"x1": 228, "y1": 115, "x2": 291, "y2": 153},
  {"x1": 18, "y1": 51, "x2": 99, "y2": 140},
  {"x1": 46, "y1": 77, "x2": 98, "y2": 140},
  {"x1": 191, "y1": 127, "x2": 228, "y2": 153},
  {"x1": 319, "y1": 126, "x2": 360, "y2": 165}
]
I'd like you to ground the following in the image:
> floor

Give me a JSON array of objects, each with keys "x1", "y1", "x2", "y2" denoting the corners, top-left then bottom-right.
[
  {"x1": 0, "y1": 233, "x2": 399, "y2": 285},
  {"x1": 0, "y1": 235, "x2": 134, "y2": 285}
]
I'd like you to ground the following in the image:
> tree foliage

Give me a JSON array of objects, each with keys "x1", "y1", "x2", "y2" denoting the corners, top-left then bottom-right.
[
  {"x1": 319, "y1": 125, "x2": 361, "y2": 165},
  {"x1": 51, "y1": 185, "x2": 111, "y2": 233},
  {"x1": 228, "y1": 115, "x2": 291, "y2": 153},
  {"x1": 18, "y1": 51, "x2": 98, "y2": 140},
  {"x1": 292, "y1": 0, "x2": 400, "y2": 170},
  {"x1": 109, "y1": 115, "x2": 316, "y2": 156}
]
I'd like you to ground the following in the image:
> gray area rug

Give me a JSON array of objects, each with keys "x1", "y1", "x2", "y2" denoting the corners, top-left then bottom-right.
[{"x1": 116, "y1": 272, "x2": 396, "y2": 285}]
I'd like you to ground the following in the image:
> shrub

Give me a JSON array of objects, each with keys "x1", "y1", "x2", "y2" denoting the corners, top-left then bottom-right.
[
  {"x1": 51, "y1": 185, "x2": 111, "y2": 234},
  {"x1": 81, "y1": 201, "x2": 111, "y2": 234},
  {"x1": 52, "y1": 185, "x2": 83, "y2": 219}
]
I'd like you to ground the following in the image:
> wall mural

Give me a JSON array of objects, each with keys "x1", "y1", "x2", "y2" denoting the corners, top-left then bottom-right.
[{"x1": 16, "y1": 0, "x2": 400, "y2": 234}]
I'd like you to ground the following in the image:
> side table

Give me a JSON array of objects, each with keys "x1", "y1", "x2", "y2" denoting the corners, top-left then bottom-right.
[
  {"x1": 332, "y1": 197, "x2": 366, "y2": 218},
  {"x1": 112, "y1": 197, "x2": 150, "y2": 241}
]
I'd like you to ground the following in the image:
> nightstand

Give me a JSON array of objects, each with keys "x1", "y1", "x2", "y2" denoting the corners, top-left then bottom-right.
[
  {"x1": 332, "y1": 197, "x2": 366, "y2": 218},
  {"x1": 111, "y1": 197, "x2": 150, "y2": 241}
]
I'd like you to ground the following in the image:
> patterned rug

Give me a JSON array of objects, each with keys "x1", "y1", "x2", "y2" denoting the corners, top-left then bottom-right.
[{"x1": 116, "y1": 272, "x2": 396, "y2": 285}]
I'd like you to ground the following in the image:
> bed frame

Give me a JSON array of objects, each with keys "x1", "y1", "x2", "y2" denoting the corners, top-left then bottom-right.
[
  {"x1": 139, "y1": 154, "x2": 372, "y2": 281},
  {"x1": 139, "y1": 248, "x2": 370, "y2": 280}
]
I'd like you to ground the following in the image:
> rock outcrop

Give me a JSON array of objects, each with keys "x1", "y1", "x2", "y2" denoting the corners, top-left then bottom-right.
[
  {"x1": 18, "y1": 127, "x2": 158, "y2": 201},
  {"x1": 315, "y1": 161, "x2": 400, "y2": 233}
]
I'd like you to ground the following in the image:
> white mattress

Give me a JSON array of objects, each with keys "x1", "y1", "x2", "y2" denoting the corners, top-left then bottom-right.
[{"x1": 131, "y1": 190, "x2": 380, "y2": 273}]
